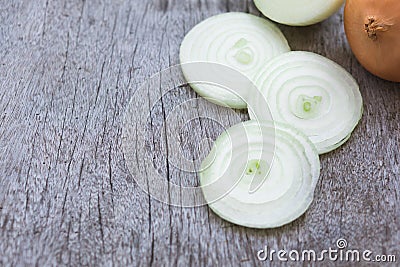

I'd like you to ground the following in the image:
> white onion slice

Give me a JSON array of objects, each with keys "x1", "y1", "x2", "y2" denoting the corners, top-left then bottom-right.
[
  {"x1": 254, "y1": 0, "x2": 344, "y2": 26},
  {"x1": 250, "y1": 51, "x2": 363, "y2": 154},
  {"x1": 180, "y1": 12, "x2": 290, "y2": 108},
  {"x1": 200, "y1": 120, "x2": 320, "y2": 228}
]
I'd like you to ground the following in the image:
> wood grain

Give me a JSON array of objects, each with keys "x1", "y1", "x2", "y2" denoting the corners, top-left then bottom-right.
[{"x1": 0, "y1": 0, "x2": 399, "y2": 266}]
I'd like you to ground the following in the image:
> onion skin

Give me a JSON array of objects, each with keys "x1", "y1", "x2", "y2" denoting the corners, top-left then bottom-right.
[{"x1": 344, "y1": 0, "x2": 400, "y2": 82}]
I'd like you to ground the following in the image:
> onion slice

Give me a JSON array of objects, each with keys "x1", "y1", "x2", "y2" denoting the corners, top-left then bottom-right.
[
  {"x1": 200, "y1": 120, "x2": 320, "y2": 228},
  {"x1": 180, "y1": 12, "x2": 290, "y2": 108},
  {"x1": 250, "y1": 51, "x2": 363, "y2": 154},
  {"x1": 254, "y1": 0, "x2": 344, "y2": 26}
]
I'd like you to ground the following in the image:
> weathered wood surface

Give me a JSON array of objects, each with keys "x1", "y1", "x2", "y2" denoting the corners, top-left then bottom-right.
[{"x1": 0, "y1": 0, "x2": 399, "y2": 266}]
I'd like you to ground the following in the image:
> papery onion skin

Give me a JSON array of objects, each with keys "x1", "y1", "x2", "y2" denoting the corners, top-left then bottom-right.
[{"x1": 344, "y1": 0, "x2": 400, "y2": 82}]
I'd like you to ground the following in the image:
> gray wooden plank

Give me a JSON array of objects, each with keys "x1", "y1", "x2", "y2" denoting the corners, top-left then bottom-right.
[{"x1": 0, "y1": 0, "x2": 399, "y2": 266}]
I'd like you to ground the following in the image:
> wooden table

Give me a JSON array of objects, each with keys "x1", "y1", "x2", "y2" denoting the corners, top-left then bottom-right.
[{"x1": 0, "y1": 0, "x2": 399, "y2": 266}]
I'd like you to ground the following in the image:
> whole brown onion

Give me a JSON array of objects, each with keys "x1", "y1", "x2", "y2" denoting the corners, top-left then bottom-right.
[{"x1": 344, "y1": 0, "x2": 400, "y2": 82}]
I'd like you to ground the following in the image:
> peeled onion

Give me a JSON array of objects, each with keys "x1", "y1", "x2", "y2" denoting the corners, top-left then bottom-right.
[
  {"x1": 344, "y1": 0, "x2": 400, "y2": 82},
  {"x1": 254, "y1": 0, "x2": 344, "y2": 26}
]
